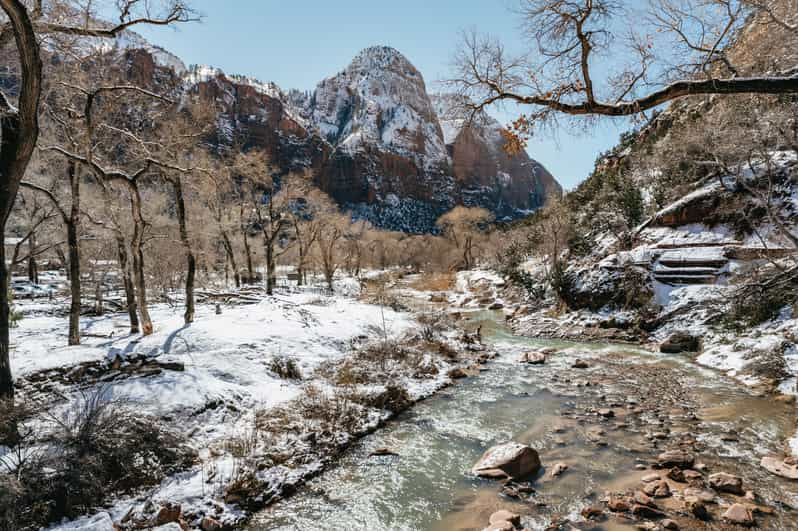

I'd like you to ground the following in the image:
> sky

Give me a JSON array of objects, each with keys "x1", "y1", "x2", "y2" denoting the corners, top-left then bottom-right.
[{"x1": 136, "y1": 0, "x2": 629, "y2": 190}]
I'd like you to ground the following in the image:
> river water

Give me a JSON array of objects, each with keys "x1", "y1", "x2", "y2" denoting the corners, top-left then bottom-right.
[{"x1": 250, "y1": 311, "x2": 798, "y2": 530}]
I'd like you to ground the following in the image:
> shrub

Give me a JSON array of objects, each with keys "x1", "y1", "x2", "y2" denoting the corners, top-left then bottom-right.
[
  {"x1": 269, "y1": 356, "x2": 302, "y2": 380},
  {"x1": 348, "y1": 384, "x2": 411, "y2": 414},
  {"x1": 0, "y1": 390, "x2": 195, "y2": 531}
]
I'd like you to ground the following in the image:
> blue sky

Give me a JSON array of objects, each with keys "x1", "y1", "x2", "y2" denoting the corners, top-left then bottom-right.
[{"x1": 137, "y1": 0, "x2": 629, "y2": 189}]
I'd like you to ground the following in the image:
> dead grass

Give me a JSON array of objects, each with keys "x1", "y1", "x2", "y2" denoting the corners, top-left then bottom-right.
[{"x1": 407, "y1": 272, "x2": 456, "y2": 292}]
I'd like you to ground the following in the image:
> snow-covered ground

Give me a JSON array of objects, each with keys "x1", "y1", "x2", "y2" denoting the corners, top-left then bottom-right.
[{"x1": 9, "y1": 286, "x2": 430, "y2": 530}]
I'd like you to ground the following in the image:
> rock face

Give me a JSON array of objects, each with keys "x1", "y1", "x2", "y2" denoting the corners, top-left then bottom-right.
[
  {"x1": 186, "y1": 46, "x2": 561, "y2": 232},
  {"x1": 472, "y1": 442, "x2": 542, "y2": 479}
]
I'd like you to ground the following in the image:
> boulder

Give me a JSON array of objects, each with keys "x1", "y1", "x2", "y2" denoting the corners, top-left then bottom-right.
[
  {"x1": 448, "y1": 368, "x2": 468, "y2": 379},
  {"x1": 660, "y1": 332, "x2": 701, "y2": 353},
  {"x1": 656, "y1": 450, "x2": 694, "y2": 469},
  {"x1": 709, "y1": 472, "x2": 744, "y2": 495},
  {"x1": 572, "y1": 359, "x2": 589, "y2": 369},
  {"x1": 722, "y1": 504, "x2": 755, "y2": 526},
  {"x1": 634, "y1": 491, "x2": 657, "y2": 507},
  {"x1": 760, "y1": 456, "x2": 798, "y2": 480},
  {"x1": 489, "y1": 510, "x2": 520, "y2": 526},
  {"x1": 472, "y1": 442, "x2": 542, "y2": 480},
  {"x1": 661, "y1": 519, "x2": 679, "y2": 530},
  {"x1": 684, "y1": 497, "x2": 710, "y2": 520}
]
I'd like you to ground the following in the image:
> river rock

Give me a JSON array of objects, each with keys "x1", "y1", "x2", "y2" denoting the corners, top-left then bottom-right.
[
  {"x1": 660, "y1": 332, "x2": 701, "y2": 353},
  {"x1": 722, "y1": 503, "x2": 755, "y2": 526},
  {"x1": 519, "y1": 351, "x2": 546, "y2": 365},
  {"x1": 472, "y1": 442, "x2": 541, "y2": 480},
  {"x1": 643, "y1": 480, "x2": 671, "y2": 498},
  {"x1": 484, "y1": 522, "x2": 515, "y2": 531},
  {"x1": 551, "y1": 462, "x2": 568, "y2": 477},
  {"x1": 200, "y1": 517, "x2": 222, "y2": 531},
  {"x1": 684, "y1": 497, "x2": 710, "y2": 520},
  {"x1": 641, "y1": 473, "x2": 661, "y2": 483},
  {"x1": 631, "y1": 504, "x2": 665, "y2": 519},
  {"x1": 489, "y1": 510, "x2": 520, "y2": 526},
  {"x1": 581, "y1": 506, "x2": 604, "y2": 520},
  {"x1": 634, "y1": 491, "x2": 657, "y2": 507},
  {"x1": 572, "y1": 359, "x2": 589, "y2": 369},
  {"x1": 661, "y1": 519, "x2": 679, "y2": 530},
  {"x1": 448, "y1": 368, "x2": 468, "y2": 379},
  {"x1": 155, "y1": 503, "x2": 182, "y2": 526},
  {"x1": 709, "y1": 472, "x2": 744, "y2": 494},
  {"x1": 656, "y1": 450, "x2": 694, "y2": 469},
  {"x1": 608, "y1": 497, "x2": 630, "y2": 512},
  {"x1": 761, "y1": 456, "x2": 798, "y2": 480},
  {"x1": 666, "y1": 467, "x2": 685, "y2": 482},
  {"x1": 683, "y1": 488, "x2": 715, "y2": 503}
]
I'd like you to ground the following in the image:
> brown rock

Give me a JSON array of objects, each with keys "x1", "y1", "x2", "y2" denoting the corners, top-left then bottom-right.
[
  {"x1": 597, "y1": 408, "x2": 615, "y2": 418},
  {"x1": 760, "y1": 456, "x2": 798, "y2": 480},
  {"x1": 519, "y1": 351, "x2": 546, "y2": 365},
  {"x1": 448, "y1": 368, "x2": 467, "y2": 379},
  {"x1": 580, "y1": 505, "x2": 604, "y2": 520},
  {"x1": 572, "y1": 359, "x2": 589, "y2": 369},
  {"x1": 709, "y1": 472, "x2": 744, "y2": 495},
  {"x1": 683, "y1": 488, "x2": 715, "y2": 503},
  {"x1": 472, "y1": 442, "x2": 541, "y2": 480},
  {"x1": 155, "y1": 503, "x2": 181, "y2": 526},
  {"x1": 608, "y1": 497, "x2": 630, "y2": 512},
  {"x1": 684, "y1": 497, "x2": 710, "y2": 520},
  {"x1": 666, "y1": 468, "x2": 685, "y2": 482},
  {"x1": 643, "y1": 480, "x2": 671, "y2": 498},
  {"x1": 722, "y1": 503, "x2": 754, "y2": 526},
  {"x1": 656, "y1": 450, "x2": 694, "y2": 469},
  {"x1": 683, "y1": 469, "x2": 702, "y2": 481},
  {"x1": 631, "y1": 504, "x2": 665, "y2": 519},
  {"x1": 634, "y1": 491, "x2": 657, "y2": 507},
  {"x1": 489, "y1": 510, "x2": 521, "y2": 526},
  {"x1": 201, "y1": 516, "x2": 223, "y2": 531},
  {"x1": 641, "y1": 473, "x2": 661, "y2": 483},
  {"x1": 661, "y1": 519, "x2": 679, "y2": 530}
]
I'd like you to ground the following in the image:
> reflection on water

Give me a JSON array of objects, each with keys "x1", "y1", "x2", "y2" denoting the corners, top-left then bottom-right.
[{"x1": 250, "y1": 312, "x2": 797, "y2": 531}]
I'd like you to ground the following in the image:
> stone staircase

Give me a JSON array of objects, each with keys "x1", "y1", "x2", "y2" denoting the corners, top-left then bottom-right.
[{"x1": 651, "y1": 245, "x2": 729, "y2": 286}]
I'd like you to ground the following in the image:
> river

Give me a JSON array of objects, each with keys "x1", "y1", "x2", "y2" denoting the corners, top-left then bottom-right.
[{"x1": 250, "y1": 310, "x2": 798, "y2": 530}]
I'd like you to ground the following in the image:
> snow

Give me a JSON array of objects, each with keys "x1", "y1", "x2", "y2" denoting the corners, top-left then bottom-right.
[
  {"x1": 11, "y1": 291, "x2": 414, "y2": 441},
  {"x1": 790, "y1": 431, "x2": 798, "y2": 458},
  {"x1": 45, "y1": 512, "x2": 114, "y2": 531}
]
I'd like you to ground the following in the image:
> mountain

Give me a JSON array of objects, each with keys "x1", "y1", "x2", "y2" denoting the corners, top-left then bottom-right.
[{"x1": 180, "y1": 45, "x2": 563, "y2": 231}]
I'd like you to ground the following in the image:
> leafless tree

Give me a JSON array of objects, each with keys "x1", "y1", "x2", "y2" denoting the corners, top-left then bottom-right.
[
  {"x1": 436, "y1": 206, "x2": 493, "y2": 270},
  {"x1": 449, "y1": 0, "x2": 798, "y2": 150},
  {"x1": 0, "y1": 0, "x2": 196, "y2": 397}
]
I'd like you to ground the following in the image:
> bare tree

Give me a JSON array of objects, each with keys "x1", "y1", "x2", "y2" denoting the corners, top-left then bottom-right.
[
  {"x1": 449, "y1": 0, "x2": 798, "y2": 149},
  {"x1": 436, "y1": 206, "x2": 493, "y2": 270},
  {"x1": 0, "y1": 0, "x2": 196, "y2": 400}
]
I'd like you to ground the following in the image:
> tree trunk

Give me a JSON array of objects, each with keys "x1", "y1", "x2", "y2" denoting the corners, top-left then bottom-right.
[
  {"x1": 243, "y1": 231, "x2": 253, "y2": 283},
  {"x1": 0, "y1": 0, "x2": 43, "y2": 400},
  {"x1": 66, "y1": 219, "x2": 81, "y2": 345},
  {"x1": 66, "y1": 159, "x2": 81, "y2": 346},
  {"x1": 221, "y1": 230, "x2": 240, "y2": 288},
  {"x1": 128, "y1": 184, "x2": 153, "y2": 335},
  {"x1": 94, "y1": 277, "x2": 104, "y2": 316},
  {"x1": 264, "y1": 237, "x2": 275, "y2": 296},
  {"x1": 27, "y1": 232, "x2": 37, "y2": 283},
  {"x1": 171, "y1": 178, "x2": 195, "y2": 324},
  {"x1": 0, "y1": 240, "x2": 12, "y2": 400},
  {"x1": 116, "y1": 235, "x2": 139, "y2": 334}
]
